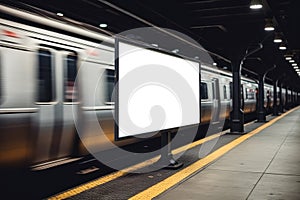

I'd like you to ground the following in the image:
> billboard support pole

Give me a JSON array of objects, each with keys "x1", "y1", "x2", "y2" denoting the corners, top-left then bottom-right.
[{"x1": 160, "y1": 131, "x2": 183, "y2": 169}]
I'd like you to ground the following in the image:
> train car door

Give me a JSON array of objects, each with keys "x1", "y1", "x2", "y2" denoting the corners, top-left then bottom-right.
[
  {"x1": 58, "y1": 52, "x2": 78, "y2": 158},
  {"x1": 211, "y1": 78, "x2": 221, "y2": 122},
  {"x1": 0, "y1": 31, "x2": 37, "y2": 167},
  {"x1": 34, "y1": 49, "x2": 77, "y2": 163}
]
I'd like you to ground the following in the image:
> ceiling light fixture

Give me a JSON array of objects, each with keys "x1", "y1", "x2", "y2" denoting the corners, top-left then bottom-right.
[
  {"x1": 57, "y1": 13, "x2": 64, "y2": 17},
  {"x1": 99, "y1": 23, "x2": 108, "y2": 28},
  {"x1": 292, "y1": 63, "x2": 297, "y2": 66},
  {"x1": 264, "y1": 19, "x2": 275, "y2": 31},
  {"x1": 213, "y1": 62, "x2": 217, "y2": 66},
  {"x1": 285, "y1": 56, "x2": 292, "y2": 60},
  {"x1": 289, "y1": 60, "x2": 295, "y2": 63},
  {"x1": 273, "y1": 33, "x2": 282, "y2": 43},
  {"x1": 279, "y1": 43, "x2": 286, "y2": 50},
  {"x1": 250, "y1": 0, "x2": 263, "y2": 9}
]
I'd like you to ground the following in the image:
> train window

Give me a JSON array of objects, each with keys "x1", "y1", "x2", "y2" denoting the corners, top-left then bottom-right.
[
  {"x1": 200, "y1": 82, "x2": 208, "y2": 99},
  {"x1": 246, "y1": 88, "x2": 255, "y2": 99},
  {"x1": 105, "y1": 69, "x2": 115, "y2": 103},
  {"x1": 223, "y1": 85, "x2": 227, "y2": 99},
  {"x1": 37, "y1": 49, "x2": 55, "y2": 102},
  {"x1": 64, "y1": 54, "x2": 78, "y2": 102}
]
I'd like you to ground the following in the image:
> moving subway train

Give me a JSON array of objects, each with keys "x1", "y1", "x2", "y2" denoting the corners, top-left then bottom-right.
[{"x1": 0, "y1": 5, "x2": 297, "y2": 169}]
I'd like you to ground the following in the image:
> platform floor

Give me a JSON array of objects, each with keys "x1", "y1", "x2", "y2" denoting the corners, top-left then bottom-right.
[{"x1": 158, "y1": 108, "x2": 300, "y2": 200}]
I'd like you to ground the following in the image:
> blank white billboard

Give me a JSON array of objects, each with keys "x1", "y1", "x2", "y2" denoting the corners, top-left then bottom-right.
[{"x1": 115, "y1": 40, "x2": 200, "y2": 140}]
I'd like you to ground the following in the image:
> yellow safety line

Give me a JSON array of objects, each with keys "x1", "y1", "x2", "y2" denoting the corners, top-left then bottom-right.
[
  {"x1": 49, "y1": 107, "x2": 298, "y2": 200},
  {"x1": 48, "y1": 133, "x2": 224, "y2": 200},
  {"x1": 49, "y1": 129, "x2": 227, "y2": 199},
  {"x1": 129, "y1": 106, "x2": 299, "y2": 200}
]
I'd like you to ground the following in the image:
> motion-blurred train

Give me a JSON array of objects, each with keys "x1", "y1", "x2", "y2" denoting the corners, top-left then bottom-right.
[{"x1": 0, "y1": 4, "x2": 298, "y2": 170}]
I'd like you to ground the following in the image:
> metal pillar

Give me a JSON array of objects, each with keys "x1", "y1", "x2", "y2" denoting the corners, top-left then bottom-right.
[
  {"x1": 160, "y1": 131, "x2": 183, "y2": 169},
  {"x1": 291, "y1": 89, "x2": 294, "y2": 107},
  {"x1": 257, "y1": 75, "x2": 266, "y2": 122},
  {"x1": 273, "y1": 80, "x2": 279, "y2": 116},
  {"x1": 230, "y1": 57, "x2": 244, "y2": 134},
  {"x1": 285, "y1": 86, "x2": 289, "y2": 110},
  {"x1": 279, "y1": 83, "x2": 284, "y2": 113}
]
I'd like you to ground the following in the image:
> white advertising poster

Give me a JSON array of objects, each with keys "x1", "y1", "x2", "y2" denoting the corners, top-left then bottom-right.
[{"x1": 116, "y1": 40, "x2": 200, "y2": 139}]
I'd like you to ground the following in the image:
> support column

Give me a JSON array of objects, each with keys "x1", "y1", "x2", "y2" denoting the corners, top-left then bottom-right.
[
  {"x1": 279, "y1": 83, "x2": 284, "y2": 113},
  {"x1": 257, "y1": 75, "x2": 266, "y2": 122},
  {"x1": 273, "y1": 80, "x2": 278, "y2": 116},
  {"x1": 285, "y1": 86, "x2": 289, "y2": 110},
  {"x1": 230, "y1": 57, "x2": 244, "y2": 134},
  {"x1": 291, "y1": 89, "x2": 294, "y2": 108}
]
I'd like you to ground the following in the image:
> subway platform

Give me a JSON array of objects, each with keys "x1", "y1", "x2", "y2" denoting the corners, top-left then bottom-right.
[
  {"x1": 158, "y1": 107, "x2": 300, "y2": 200},
  {"x1": 47, "y1": 107, "x2": 300, "y2": 200}
]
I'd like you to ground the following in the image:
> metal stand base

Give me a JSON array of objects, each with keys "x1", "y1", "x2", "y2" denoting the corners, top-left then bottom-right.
[
  {"x1": 162, "y1": 155, "x2": 183, "y2": 169},
  {"x1": 160, "y1": 132, "x2": 183, "y2": 170},
  {"x1": 228, "y1": 131, "x2": 247, "y2": 135}
]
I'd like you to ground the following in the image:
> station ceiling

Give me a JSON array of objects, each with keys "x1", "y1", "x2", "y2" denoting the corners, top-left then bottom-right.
[{"x1": 4, "y1": 0, "x2": 300, "y2": 90}]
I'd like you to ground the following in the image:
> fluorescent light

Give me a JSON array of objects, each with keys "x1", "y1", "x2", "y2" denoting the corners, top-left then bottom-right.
[
  {"x1": 274, "y1": 38, "x2": 282, "y2": 43},
  {"x1": 289, "y1": 60, "x2": 295, "y2": 63},
  {"x1": 274, "y1": 33, "x2": 282, "y2": 43},
  {"x1": 279, "y1": 46, "x2": 286, "y2": 50},
  {"x1": 57, "y1": 13, "x2": 64, "y2": 17},
  {"x1": 285, "y1": 57, "x2": 292, "y2": 60},
  {"x1": 213, "y1": 62, "x2": 217, "y2": 66},
  {"x1": 250, "y1": 0, "x2": 263, "y2": 9},
  {"x1": 265, "y1": 19, "x2": 274, "y2": 31},
  {"x1": 151, "y1": 44, "x2": 158, "y2": 47},
  {"x1": 99, "y1": 23, "x2": 108, "y2": 28},
  {"x1": 250, "y1": 4, "x2": 263, "y2": 9},
  {"x1": 292, "y1": 63, "x2": 297, "y2": 66},
  {"x1": 294, "y1": 66, "x2": 298, "y2": 69},
  {"x1": 279, "y1": 43, "x2": 286, "y2": 50},
  {"x1": 265, "y1": 26, "x2": 275, "y2": 31}
]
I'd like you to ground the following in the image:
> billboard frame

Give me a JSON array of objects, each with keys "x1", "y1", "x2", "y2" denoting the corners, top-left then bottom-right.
[{"x1": 114, "y1": 37, "x2": 201, "y2": 141}]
